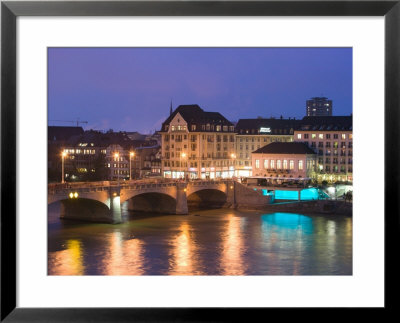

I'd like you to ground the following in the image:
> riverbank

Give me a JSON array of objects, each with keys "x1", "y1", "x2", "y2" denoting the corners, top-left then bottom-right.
[{"x1": 235, "y1": 199, "x2": 352, "y2": 216}]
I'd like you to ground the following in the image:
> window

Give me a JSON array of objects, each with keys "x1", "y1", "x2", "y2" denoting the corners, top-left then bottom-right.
[
  {"x1": 304, "y1": 134, "x2": 309, "y2": 139},
  {"x1": 277, "y1": 160, "x2": 282, "y2": 169},
  {"x1": 216, "y1": 125, "x2": 221, "y2": 131},
  {"x1": 283, "y1": 160, "x2": 288, "y2": 169},
  {"x1": 191, "y1": 125, "x2": 196, "y2": 131},
  {"x1": 312, "y1": 134, "x2": 316, "y2": 139},
  {"x1": 319, "y1": 134, "x2": 324, "y2": 139},
  {"x1": 341, "y1": 134, "x2": 346, "y2": 139},
  {"x1": 334, "y1": 134, "x2": 338, "y2": 139},
  {"x1": 298, "y1": 160, "x2": 303, "y2": 170},
  {"x1": 255, "y1": 159, "x2": 260, "y2": 168},
  {"x1": 297, "y1": 134, "x2": 302, "y2": 139},
  {"x1": 326, "y1": 134, "x2": 331, "y2": 139},
  {"x1": 270, "y1": 160, "x2": 275, "y2": 168},
  {"x1": 264, "y1": 159, "x2": 268, "y2": 169},
  {"x1": 289, "y1": 160, "x2": 294, "y2": 169}
]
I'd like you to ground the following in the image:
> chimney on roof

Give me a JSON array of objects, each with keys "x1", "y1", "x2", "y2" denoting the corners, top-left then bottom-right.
[{"x1": 170, "y1": 100, "x2": 173, "y2": 116}]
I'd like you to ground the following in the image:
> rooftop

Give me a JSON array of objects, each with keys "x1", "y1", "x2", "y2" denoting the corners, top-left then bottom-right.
[
  {"x1": 253, "y1": 142, "x2": 316, "y2": 155},
  {"x1": 299, "y1": 116, "x2": 352, "y2": 131},
  {"x1": 160, "y1": 104, "x2": 234, "y2": 132}
]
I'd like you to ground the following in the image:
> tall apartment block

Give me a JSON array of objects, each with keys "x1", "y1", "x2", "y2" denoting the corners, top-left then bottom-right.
[{"x1": 306, "y1": 97, "x2": 332, "y2": 116}]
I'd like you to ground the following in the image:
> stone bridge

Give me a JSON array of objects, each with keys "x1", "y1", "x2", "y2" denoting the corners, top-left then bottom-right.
[{"x1": 48, "y1": 180, "x2": 241, "y2": 224}]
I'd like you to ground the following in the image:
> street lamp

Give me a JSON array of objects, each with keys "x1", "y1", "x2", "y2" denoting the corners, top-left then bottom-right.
[
  {"x1": 180, "y1": 152, "x2": 186, "y2": 179},
  {"x1": 129, "y1": 151, "x2": 135, "y2": 180},
  {"x1": 61, "y1": 151, "x2": 67, "y2": 184},
  {"x1": 230, "y1": 153, "x2": 236, "y2": 178},
  {"x1": 114, "y1": 152, "x2": 120, "y2": 186}
]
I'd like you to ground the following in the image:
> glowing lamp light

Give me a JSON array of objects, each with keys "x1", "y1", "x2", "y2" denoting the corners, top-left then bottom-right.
[
  {"x1": 183, "y1": 188, "x2": 187, "y2": 192},
  {"x1": 62, "y1": 151, "x2": 67, "y2": 157},
  {"x1": 130, "y1": 152, "x2": 135, "y2": 157},
  {"x1": 113, "y1": 192, "x2": 117, "y2": 197},
  {"x1": 230, "y1": 186, "x2": 234, "y2": 189},
  {"x1": 69, "y1": 192, "x2": 74, "y2": 199},
  {"x1": 114, "y1": 152, "x2": 119, "y2": 159},
  {"x1": 181, "y1": 152, "x2": 186, "y2": 158},
  {"x1": 74, "y1": 192, "x2": 78, "y2": 198}
]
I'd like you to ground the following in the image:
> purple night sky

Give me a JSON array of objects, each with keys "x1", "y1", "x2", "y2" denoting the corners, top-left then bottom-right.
[{"x1": 48, "y1": 47, "x2": 352, "y2": 134}]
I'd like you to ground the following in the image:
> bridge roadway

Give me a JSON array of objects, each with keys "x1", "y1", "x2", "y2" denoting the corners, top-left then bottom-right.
[{"x1": 48, "y1": 180, "x2": 240, "y2": 223}]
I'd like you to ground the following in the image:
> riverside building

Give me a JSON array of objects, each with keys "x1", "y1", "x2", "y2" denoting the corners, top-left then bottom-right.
[
  {"x1": 294, "y1": 116, "x2": 353, "y2": 183},
  {"x1": 251, "y1": 142, "x2": 317, "y2": 185},
  {"x1": 235, "y1": 117, "x2": 300, "y2": 177},
  {"x1": 160, "y1": 104, "x2": 236, "y2": 179}
]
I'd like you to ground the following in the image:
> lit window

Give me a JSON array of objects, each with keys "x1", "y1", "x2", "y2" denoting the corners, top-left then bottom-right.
[
  {"x1": 255, "y1": 160, "x2": 260, "y2": 168},
  {"x1": 270, "y1": 160, "x2": 275, "y2": 169},
  {"x1": 298, "y1": 160, "x2": 303, "y2": 170},
  {"x1": 342, "y1": 134, "x2": 346, "y2": 139},
  {"x1": 289, "y1": 160, "x2": 294, "y2": 169},
  {"x1": 297, "y1": 134, "x2": 302, "y2": 139},
  {"x1": 264, "y1": 159, "x2": 268, "y2": 169},
  {"x1": 319, "y1": 134, "x2": 324, "y2": 139},
  {"x1": 283, "y1": 160, "x2": 288, "y2": 169},
  {"x1": 277, "y1": 160, "x2": 282, "y2": 169},
  {"x1": 312, "y1": 134, "x2": 316, "y2": 139}
]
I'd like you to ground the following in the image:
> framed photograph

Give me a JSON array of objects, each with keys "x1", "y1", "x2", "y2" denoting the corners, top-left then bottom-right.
[{"x1": 1, "y1": 0, "x2": 398, "y2": 321}]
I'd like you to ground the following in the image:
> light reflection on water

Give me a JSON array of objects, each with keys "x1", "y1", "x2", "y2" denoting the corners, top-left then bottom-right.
[{"x1": 48, "y1": 203, "x2": 352, "y2": 275}]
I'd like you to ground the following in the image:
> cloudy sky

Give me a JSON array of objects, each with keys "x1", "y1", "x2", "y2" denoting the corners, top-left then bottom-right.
[{"x1": 48, "y1": 47, "x2": 352, "y2": 133}]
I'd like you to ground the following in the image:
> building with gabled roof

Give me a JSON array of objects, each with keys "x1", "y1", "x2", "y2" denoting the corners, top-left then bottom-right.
[{"x1": 159, "y1": 104, "x2": 236, "y2": 179}]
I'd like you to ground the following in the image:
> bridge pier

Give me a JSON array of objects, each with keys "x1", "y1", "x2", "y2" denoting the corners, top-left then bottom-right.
[
  {"x1": 175, "y1": 183, "x2": 188, "y2": 215},
  {"x1": 109, "y1": 187, "x2": 122, "y2": 224},
  {"x1": 225, "y1": 181, "x2": 236, "y2": 208}
]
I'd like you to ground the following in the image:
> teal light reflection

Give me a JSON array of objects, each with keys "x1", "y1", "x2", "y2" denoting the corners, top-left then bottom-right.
[{"x1": 261, "y1": 213, "x2": 314, "y2": 233}]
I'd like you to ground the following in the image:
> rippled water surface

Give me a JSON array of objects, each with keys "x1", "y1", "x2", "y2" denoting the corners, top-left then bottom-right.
[{"x1": 48, "y1": 203, "x2": 352, "y2": 275}]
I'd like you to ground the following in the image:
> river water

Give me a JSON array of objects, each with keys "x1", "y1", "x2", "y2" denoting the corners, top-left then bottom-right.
[{"x1": 48, "y1": 203, "x2": 352, "y2": 275}]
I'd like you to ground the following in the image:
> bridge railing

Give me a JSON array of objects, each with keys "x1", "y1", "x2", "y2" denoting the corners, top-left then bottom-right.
[{"x1": 49, "y1": 178, "x2": 234, "y2": 194}]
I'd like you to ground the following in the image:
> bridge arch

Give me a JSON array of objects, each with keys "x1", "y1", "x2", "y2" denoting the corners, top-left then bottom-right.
[
  {"x1": 55, "y1": 197, "x2": 113, "y2": 223},
  {"x1": 126, "y1": 192, "x2": 177, "y2": 214},
  {"x1": 48, "y1": 190, "x2": 110, "y2": 208},
  {"x1": 187, "y1": 188, "x2": 228, "y2": 210}
]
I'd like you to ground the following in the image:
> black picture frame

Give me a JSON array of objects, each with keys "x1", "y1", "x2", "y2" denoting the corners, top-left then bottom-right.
[{"x1": 1, "y1": 0, "x2": 399, "y2": 321}]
